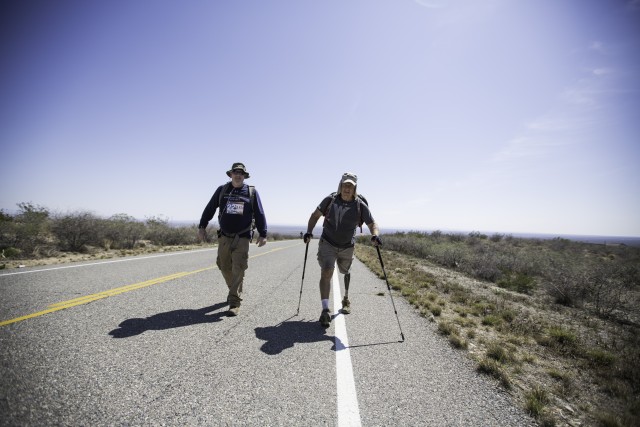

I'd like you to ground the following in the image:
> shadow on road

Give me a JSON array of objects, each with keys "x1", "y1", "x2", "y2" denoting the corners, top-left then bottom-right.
[
  {"x1": 255, "y1": 316, "x2": 343, "y2": 355},
  {"x1": 109, "y1": 302, "x2": 228, "y2": 338}
]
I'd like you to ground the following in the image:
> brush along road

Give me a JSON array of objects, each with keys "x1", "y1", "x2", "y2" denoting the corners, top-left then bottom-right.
[{"x1": 0, "y1": 240, "x2": 534, "y2": 426}]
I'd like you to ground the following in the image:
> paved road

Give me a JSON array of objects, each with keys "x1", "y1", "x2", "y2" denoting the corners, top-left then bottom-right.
[{"x1": 0, "y1": 240, "x2": 535, "y2": 426}]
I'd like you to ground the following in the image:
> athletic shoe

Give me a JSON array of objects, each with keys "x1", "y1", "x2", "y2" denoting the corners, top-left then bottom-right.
[
  {"x1": 341, "y1": 296, "x2": 351, "y2": 314},
  {"x1": 228, "y1": 306, "x2": 240, "y2": 316},
  {"x1": 319, "y1": 309, "x2": 331, "y2": 328}
]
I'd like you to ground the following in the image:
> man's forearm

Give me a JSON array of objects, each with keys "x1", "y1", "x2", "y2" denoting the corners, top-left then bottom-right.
[
  {"x1": 368, "y1": 222, "x2": 380, "y2": 236},
  {"x1": 307, "y1": 210, "x2": 321, "y2": 234}
]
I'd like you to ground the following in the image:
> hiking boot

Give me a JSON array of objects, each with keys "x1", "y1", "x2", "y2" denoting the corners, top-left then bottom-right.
[
  {"x1": 228, "y1": 306, "x2": 240, "y2": 316},
  {"x1": 319, "y1": 309, "x2": 331, "y2": 328},
  {"x1": 341, "y1": 296, "x2": 351, "y2": 314}
]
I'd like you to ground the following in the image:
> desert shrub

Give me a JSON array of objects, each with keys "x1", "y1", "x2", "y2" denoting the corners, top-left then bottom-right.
[
  {"x1": 618, "y1": 332, "x2": 640, "y2": 394},
  {"x1": 466, "y1": 231, "x2": 488, "y2": 248},
  {"x1": 544, "y1": 257, "x2": 586, "y2": 307},
  {"x1": 447, "y1": 232, "x2": 466, "y2": 242},
  {"x1": 51, "y1": 211, "x2": 102, "y2": 252},
  {"x1": 550, "y1": 237, "x2": 572, "y2": 251},
  {"x1": 469, "y1": 253, "x2": 502, "y2": 281},
  {"x1": 166, "y1": 225, "x2": 200, "y2": 245},
  {"x1": 439, "y1": 244, "x2": 466, "y2": 268},
  {"x1": 490, "y1": 233, "x2": 504, "y2": 242},
  {"x1": 103, "y1": 214, "x2": 145, "y2": 249},
  {"x1": 1, "y1": 247, "x2": 21, "y2": 258},
  {"x1": 497, "y1": 272, "x2": 536, "y2": 294},
  {"x1": 144, "y1": 215, "x2": 173, "y2": 245},
  {"x1": 0, "y1": 209, "x2": 14, "y2": 250},
  {"x1": 595, "y1": 412, "x2": 624, "y2": 427},
  {"x1": 0, "y1": 203, "x2": 51, "y2": 256},
  {"x1": 584, "y1": 262, "x2": 635, "y2": 320}
]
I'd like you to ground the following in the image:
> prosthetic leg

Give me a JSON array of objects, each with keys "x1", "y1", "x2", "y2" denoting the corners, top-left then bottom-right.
[{"x1": 341, "y1": 272, "x2": 351, "y2": 314}]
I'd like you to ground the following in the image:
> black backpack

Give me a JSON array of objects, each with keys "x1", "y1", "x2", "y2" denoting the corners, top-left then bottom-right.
[
  {"x1": 323, "y1": 192, "x2": 369, "y2": 232},
  {"x1": 217, "y1": 182, "x2": 257, "y2": 238}
]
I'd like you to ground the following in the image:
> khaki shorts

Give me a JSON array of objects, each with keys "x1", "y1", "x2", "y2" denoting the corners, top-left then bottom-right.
[{"x1": 317, "y1": 239, "x2": 354, "y2": 274}]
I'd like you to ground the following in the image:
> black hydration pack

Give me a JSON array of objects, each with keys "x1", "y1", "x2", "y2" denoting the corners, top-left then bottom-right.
[
  {"x1": 217, "y1": 182, "x2": 257, "y2": 240},
  {"x1": 322, "y1": 192, "x2": 369, "y2": 232}
]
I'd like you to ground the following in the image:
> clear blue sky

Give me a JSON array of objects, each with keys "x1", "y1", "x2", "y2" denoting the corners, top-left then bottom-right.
[{"x1": 1, "y1": 0, "x2": 639, "y2": 237}]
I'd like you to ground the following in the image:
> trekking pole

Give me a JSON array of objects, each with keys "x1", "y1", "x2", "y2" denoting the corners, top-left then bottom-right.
[
  {"x1": 296, "y1": 241, "x2": 310, "y2": 316},
  {"x1": 376, "y1": 245, "x2": 405, "y2": 342}
]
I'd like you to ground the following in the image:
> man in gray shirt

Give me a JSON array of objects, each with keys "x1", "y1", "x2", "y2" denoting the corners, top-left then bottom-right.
[{"x1": 304, "y1": 172, "x2": 382, "y2": 328}]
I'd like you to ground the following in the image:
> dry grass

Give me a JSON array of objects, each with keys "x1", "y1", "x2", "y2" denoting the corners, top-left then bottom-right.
[{"x1": 356, "y1": 244, "x2": 640, "y2": 427}]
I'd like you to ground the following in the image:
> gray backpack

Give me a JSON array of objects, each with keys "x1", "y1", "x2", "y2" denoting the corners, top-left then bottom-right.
[{"x1": 323, "y1": 192, "x2": 369, "y2": 232}]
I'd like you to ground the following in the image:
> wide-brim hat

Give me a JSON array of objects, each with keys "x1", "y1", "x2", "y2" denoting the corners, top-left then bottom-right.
[{"x1": 226, "y1": 162, "x2": 250, "y2": 178}]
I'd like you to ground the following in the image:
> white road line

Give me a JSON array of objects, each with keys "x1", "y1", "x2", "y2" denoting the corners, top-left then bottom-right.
[
  {"x1": 333, "y1": 267, "x2": 362, "y2": 427},
  {"x1": 0, "y1": 248, "x2": 217, "y2": 276}
]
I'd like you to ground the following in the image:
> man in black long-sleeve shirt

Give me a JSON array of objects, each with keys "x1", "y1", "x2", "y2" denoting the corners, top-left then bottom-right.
[{"x1": 198, "y1": 162, "x2": 267, "y2": 316}]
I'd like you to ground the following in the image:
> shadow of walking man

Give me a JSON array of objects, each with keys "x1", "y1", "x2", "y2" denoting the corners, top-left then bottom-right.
[
  {"x1": 109, "y1": 302, "x2": 228, "y2": 338},
  {"x1": 255, "y1": 317, "x2": 344, "y2": 355}
]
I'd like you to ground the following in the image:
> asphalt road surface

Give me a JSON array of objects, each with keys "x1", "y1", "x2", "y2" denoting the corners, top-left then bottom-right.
[{"x1": 0, "y1": 240, "x2": 535, "y2": 426}]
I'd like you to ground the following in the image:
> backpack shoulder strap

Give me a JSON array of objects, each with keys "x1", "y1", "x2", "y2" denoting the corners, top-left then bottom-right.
[
  {"x1": 355, "y1": 195, "x2": 369, "y2": 232},
  {"x1": 218, "y1": 182, "x2": 231, "y2": 209},
  {"x1": 248, "y1": 185, "x2": 257, "y2": 234},
  {"x1": 323, "y1": 193, "x2": 367, "y2": 232},
  {"x1": 218, "y1": 183, "x2": 254, "y2": 209},
  {"x1": 217, "y1": 182, "x2": 233, "y2": 222},
  {"x1": 323, "y1": 192, "x2": 338, "y2": 217},
  {"x1": 248, "y1": 186, "x2": 256, "y2": 219}
]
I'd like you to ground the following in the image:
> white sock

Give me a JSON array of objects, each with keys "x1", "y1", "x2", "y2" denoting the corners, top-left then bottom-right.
[{"x1": 321, "y1": 299, "x2": 329, "y2": 310}]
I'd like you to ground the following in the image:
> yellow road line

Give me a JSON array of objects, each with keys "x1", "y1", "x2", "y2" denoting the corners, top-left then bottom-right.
[
  {"x1": 249, "y1": 244, "x2": 300, "y2": 258},
  {"x1": 47, "y1": 271, "x2": 196, "y2": 308},
  {"x1": 0, "y1": 242, "x2": 303, "y2": 327},
  {"x1": 0, "y1": 268, "x2": 214, "y2": 327}
]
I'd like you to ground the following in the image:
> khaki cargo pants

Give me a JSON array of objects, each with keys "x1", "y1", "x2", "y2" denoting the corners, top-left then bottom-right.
[{"x1": 216, "y1": 235, "x2": 250, "y2": 307}]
